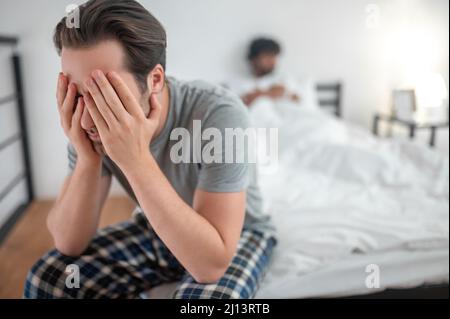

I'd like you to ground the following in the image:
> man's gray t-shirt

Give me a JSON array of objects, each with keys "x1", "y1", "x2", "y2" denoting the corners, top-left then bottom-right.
[{"x1": 68, "y1": 77, "x2": 276, "y2": 238}]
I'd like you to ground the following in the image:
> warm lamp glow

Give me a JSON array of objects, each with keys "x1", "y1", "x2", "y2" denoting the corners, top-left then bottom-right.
[{"x1": 414, "y1": 72, "x2": 448, "y2": 108}]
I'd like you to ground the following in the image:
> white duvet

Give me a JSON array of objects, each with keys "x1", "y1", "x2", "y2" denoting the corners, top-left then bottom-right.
[{"x1": 249, "y1": 98, "x2": 449, "y2": 298}]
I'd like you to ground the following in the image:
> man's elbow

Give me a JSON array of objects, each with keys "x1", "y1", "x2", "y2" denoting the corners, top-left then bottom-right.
[
  {"x1": 192, "y1": 264, "x2": 228, "y2": 284},
  {"x1": 49, "y1": 224, "x2": 87, "y2": 256},
  {"x1": 47, "y1": 217, "x2": 88, "y2": 256},
  {"x1": 53, "y1": 240, "x2": 86, "y2": 257},
  {"x1": 192, "y1": 245, "x2": 238, "y2": 283}
]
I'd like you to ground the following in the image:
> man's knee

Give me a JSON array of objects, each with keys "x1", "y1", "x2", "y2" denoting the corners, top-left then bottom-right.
[
  {"x1": 24, "y1": 249, "x2": 76, "y2": 299},
  {"x1": 172, "y1": 279, "x2": 251, "y2": 299}
]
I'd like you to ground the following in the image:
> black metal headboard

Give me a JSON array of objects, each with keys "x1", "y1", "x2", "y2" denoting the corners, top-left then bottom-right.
[
  {"x1": 316, "y1": 83, "x2": 342, "y2": 117},
  {"x1": 0, "y1": 35, "x2": 34, "y2": 243}
]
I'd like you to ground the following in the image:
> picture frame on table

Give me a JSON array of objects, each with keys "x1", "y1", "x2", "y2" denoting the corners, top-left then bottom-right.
[{"x1": 392, "y1": 89, "x2": 416, "y2": 121}]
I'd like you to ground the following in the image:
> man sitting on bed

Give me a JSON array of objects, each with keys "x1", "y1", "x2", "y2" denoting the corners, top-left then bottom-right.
[
  {"x1": 24, "y1": 0, "x2": 276, "y2": 299},
  {"x1": 232, "y1": 37, "x2": 301, "y2": 107}
]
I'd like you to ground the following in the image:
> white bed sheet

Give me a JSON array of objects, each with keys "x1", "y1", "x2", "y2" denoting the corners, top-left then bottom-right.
[
  {"x1": 145, "y1": 99, "x2": 449, "y2": 299},
  {"x1": 251, "y1": 99, "x2": 449, "y2": 297}
]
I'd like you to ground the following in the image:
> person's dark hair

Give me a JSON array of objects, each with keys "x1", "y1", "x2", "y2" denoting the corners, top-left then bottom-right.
[
  {"x1": 53, "y1": 0, "x2": 166, "y2": 93},
  {"x1": 247, "y1": 37, "x2": 281, "y2": 60}
]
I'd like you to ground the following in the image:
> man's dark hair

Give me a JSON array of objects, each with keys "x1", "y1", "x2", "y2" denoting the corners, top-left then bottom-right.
[
  {"x1": 247, "y1": 38, "x2": 281, "y2": 60},
  {"x1": 53, "y1": 0, "x2": 166, "y2": 93}
]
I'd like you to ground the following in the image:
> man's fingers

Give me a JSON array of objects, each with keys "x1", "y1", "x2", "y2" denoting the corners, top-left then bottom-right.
[
  {"x1": 71, "y1": 97, "x2": 83, "y2": 129},
  {"x1": 84, "y1": 93, "x2": 109, "y2": 134},
  {"x1": 106, "y1": 71, "x2": 144, "y2": 118},
  {"x1": 56, "y1": 73, "x2": 67, "y2": 108},
  {"x1": 60, "y1": 82, "x2": 77, "y2": 132},
  {"x1": 92, "y1": 70, "x2": 129, "y2": 121},
  {"x1": 85, "y1": 77, "x2": 118, "y2": 127},
  {"x1": 149, "y1": 93, "x2": 162, "y2": 120}
]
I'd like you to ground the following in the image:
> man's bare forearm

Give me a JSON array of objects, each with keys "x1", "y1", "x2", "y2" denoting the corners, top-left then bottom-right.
[
  {"x1": 123, "y1": 154, "x2": 230, "y2": 283},
  {"x1": 241, "y1": 89, "x2": 263, "y2": 106},
  {"x1": 47, "y1": 159, "x2": 110, "y2": 256}
]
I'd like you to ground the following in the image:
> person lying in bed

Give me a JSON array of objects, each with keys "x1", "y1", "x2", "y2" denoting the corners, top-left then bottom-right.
[
  {"x1": 24, "y1": 0, "x2": 276, "y2": 299},
  {"x1": 231, "y1": 37, "x2": 301, "y2": 107}
]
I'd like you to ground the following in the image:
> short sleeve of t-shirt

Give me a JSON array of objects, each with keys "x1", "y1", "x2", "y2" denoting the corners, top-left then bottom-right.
[
  {"x1": 67, "y1": 143, "x2": 111, "y2": 176},
  {"x1": 196, "y1": 100, "x2": 252, "y2": 193}
]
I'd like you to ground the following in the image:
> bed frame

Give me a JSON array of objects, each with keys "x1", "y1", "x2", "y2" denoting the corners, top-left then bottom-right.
[
  {"x1": 346, "y1": 284, "x2": 449, "y2": 299},
  {"x1": 0, "y1": 35, "x2": 34, "y2": 243},
  {"x1": 316, "y1": 82, "x2": 342, "y2": 118}
]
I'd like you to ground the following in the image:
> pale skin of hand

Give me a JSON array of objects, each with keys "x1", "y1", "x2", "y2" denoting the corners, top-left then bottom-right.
[
  {"x1": 57, "y1": 73, "x2": 100, "y2": 164},
  {"x1": 241, "y1": 84, "x2": 300, "y2": 106},
  {"x1": 77, "y1": 69, "x2": 246, "y2": 283},
  {"x1": 47, "y1": 74, "x2": 112, "y2": 255}
]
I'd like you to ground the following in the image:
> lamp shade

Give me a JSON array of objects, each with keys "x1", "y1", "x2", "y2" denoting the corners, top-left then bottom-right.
[{"x1": 415, "y1": 72, "x2": 448, "y2": 108}]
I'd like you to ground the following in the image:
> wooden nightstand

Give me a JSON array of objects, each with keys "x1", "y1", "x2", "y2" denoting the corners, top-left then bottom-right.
[{"x1": 372, "y1": 113, "x2": 449, "y2": 147}]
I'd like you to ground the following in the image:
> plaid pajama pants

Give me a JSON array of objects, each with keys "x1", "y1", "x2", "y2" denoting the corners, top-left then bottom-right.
[{"x1": 23, "y1": 212, "x2": 276, "y2": 299}]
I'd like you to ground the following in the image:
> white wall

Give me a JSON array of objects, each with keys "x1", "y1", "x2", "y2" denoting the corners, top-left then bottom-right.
[{"x1": 0, "y1": 0, "x2": 448, "y2": 199}]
